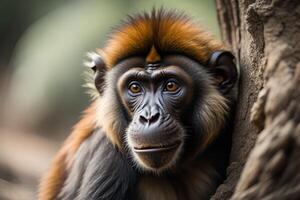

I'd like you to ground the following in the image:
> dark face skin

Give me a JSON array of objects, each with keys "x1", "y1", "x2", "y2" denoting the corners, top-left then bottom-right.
[
  {"x1": 93, "y1": 52, "x2": 236, "y2": 173},
  {"x1": 117, "y1": 64, "x2": 194, "y2": 171}
]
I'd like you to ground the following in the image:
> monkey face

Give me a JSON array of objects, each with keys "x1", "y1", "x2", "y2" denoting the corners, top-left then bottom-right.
[
  {"x1": 92, "y1": 51, "x2": 237, "y2": 173},
  {"x1": 117, "y1": 65, "x2": 194, "y2": 171}
]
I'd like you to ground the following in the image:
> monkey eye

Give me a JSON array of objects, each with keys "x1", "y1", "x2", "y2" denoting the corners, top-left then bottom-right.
[
  {"x1": 164, "y1": 80, "x2": 179, "y2": 92},
  {"x1": 128, "y1": 82, "x2": 142, "y2": 94}
]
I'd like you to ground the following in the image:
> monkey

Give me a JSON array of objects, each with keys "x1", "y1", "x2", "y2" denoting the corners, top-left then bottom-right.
[{"x1": 38, "y1": 9, "x2": 238, "y2": 200}]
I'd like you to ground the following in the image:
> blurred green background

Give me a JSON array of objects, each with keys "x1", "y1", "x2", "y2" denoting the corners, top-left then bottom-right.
[{"x1": 0, "y1": 0, "x2": 219, "y2": 199}]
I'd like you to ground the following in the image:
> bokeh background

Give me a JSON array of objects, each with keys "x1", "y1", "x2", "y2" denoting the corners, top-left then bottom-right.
[{"x1": 0, "y1": 0, "x2": 219, "y2": 199}]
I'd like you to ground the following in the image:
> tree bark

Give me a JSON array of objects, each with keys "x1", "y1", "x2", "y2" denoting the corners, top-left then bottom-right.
[{"x1": 213, "y1": 0, "x2": 300, "y2": 199}]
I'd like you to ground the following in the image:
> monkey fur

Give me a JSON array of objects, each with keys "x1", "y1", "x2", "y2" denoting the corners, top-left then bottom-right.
[{"x1": 38, "y1": 9, "x2": 238, "y2": 200}]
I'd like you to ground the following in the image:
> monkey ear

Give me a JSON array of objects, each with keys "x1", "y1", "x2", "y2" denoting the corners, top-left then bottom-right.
[
  {"x1": 208, "y1": 51, "x2": 238, "y2": 94},
  {"x1": 86, "y1": 52, "x2": 107, "y2": 94}
]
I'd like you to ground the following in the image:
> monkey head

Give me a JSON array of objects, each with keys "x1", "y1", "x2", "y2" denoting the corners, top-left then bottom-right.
[{"x1": 86, "y1": 10, "x2": 237, "y2": 173}]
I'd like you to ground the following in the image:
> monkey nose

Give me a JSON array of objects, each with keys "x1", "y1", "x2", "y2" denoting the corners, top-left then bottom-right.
[{"x1": 139, "y1": 112, "x2": 160, "y2": 125}]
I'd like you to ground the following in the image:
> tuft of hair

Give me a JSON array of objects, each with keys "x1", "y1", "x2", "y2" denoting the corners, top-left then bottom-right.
[
  {"x1": 83, "y1": 70, "x2": 99, "y2": 100},
  {"x1": 100, "y1": 8, "x2": 223, "y2": 68},
  {"x1": 83, "y1": 52, "x2": 101, "y2": 100}
]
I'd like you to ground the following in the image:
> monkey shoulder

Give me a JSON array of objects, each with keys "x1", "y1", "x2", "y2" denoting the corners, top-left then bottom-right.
[{"x1": 59, "y1": 128, "x2": 137, "y2": 200}]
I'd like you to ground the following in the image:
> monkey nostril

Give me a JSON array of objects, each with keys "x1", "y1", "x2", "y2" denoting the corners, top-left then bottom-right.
[
  {"x1": 139, "y1": 112, "x2": 160, "y2": 125},
  {"x1": 149, "y1": 112, "x2": 160, "y2": 124},
  {"x1": 139, "y1": 115, "x2": 148, "y2": 124}
]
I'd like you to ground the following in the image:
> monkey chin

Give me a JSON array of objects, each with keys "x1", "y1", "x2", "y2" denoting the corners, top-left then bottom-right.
[{"x1": 132, "y1": 141, "x2": 183, "y2": 174}]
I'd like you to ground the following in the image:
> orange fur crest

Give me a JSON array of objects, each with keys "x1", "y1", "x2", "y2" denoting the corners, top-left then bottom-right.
[{"x1": 99, "y1": 9, "x2": 223, "y2": 68}]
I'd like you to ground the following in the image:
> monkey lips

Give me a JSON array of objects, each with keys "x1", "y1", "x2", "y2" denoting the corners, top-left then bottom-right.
[{"x1": 132, "y1": 140, "x2": 182, "y2": 170}]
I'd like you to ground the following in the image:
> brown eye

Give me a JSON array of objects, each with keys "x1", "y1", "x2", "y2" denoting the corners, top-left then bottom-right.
[
  {"x1": 165, "y1": 81, "x2": 179, "y2": 92},
  {"x1": 129, "y1": 83, "x2": 141, "y2": 93}
]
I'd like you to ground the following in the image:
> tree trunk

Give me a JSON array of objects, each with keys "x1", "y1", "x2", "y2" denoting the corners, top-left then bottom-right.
[{"x1": 212, "y1": 0, "x2": 300, "y2": 199}]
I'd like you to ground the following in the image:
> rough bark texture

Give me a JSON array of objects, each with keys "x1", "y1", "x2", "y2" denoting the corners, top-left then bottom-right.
[{"x1": 212, "y1": 0, "x2": 300, "y2": 199}]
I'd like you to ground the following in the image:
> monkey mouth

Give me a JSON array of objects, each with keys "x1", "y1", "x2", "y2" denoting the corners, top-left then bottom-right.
[
  {"x1": 133, "y1": 140, "x2": 181, "y2": 153},
  {"x1": 132, "y1": 140, "x2": 182, "y2": 170}
]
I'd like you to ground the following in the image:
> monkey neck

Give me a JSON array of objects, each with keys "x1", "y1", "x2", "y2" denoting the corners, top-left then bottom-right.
[{"x1": 137, "y1": 159, "x2": 221, "y2": 200}]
